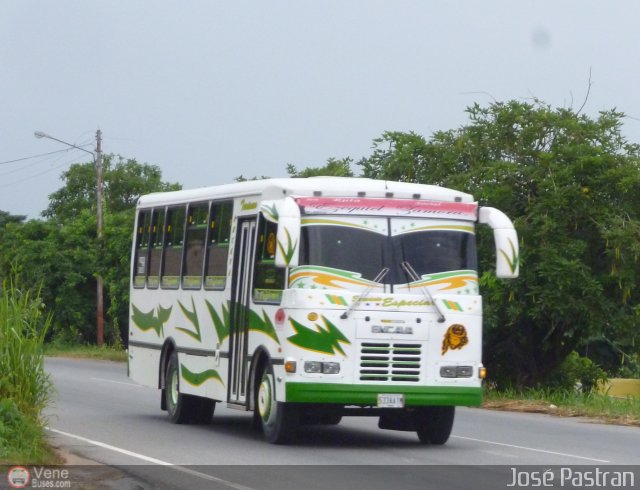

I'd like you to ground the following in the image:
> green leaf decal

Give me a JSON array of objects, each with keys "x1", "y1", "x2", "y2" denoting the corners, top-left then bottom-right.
[
  {"x1": 276, "y1": 228, "x2": 297, "y2": 266},
  {"x1": 287, "y1": 316, "x2": 350, "y2": 356},
  {"x1": 181, "y1": 364, "x2": 224, "y2": 387},
  {"x1": 499, "y1": 238, "x2": 519, "y2": 274},
  {"x1": 176, "y1": 298, "x2": 202, "y2": 342},
  {"x1": 260, "y1": 203, "x2": 279, "y2": 222},
  {"x1": 248, "y1": 308, "x2": 279, "y2": 344},
  {"x1": 131, "y1": 304, "x2": 172, "y2": 337},
  {"x1": 205, "y1": 299, "x2": 230, "y2": 342},
  {"x1": 157, "y1": 305, "x2": 172, "y2": 324}
]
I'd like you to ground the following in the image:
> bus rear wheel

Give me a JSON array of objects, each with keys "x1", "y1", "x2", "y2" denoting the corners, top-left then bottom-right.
[
  {"x1": 414, "y1": 406, "x2": 455, "y2": 445},
  {"x1": 257, "y1": 367, "x2": 298, "y2": 444},
  {"x1": 165, "y1": 351, "x2": 215, "y2": 424}
]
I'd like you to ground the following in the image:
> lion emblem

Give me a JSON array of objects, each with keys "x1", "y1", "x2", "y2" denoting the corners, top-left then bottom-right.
[{"x1": 441, "y1": 324, "x2": 468, "y2": 355}]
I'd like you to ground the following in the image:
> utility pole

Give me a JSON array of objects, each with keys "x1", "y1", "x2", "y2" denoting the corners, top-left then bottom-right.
[
  {"x1": 96, "y1": 129, "x2": 104, "y2": 347},
  {"x1": 35, "y1": 128, "x2": 106, "y2": 346}
]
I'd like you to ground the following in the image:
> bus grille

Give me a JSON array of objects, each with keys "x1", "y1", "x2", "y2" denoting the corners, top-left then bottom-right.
[{"x1": 359, "y1": 342, "x2": 422, "y2": 382}]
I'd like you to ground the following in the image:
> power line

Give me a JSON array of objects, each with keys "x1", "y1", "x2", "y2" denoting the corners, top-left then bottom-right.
[
  {"x1": 0, "y1": 153, "x2": 82, "y2": 189},
  {"x1": 0, "y1": 147, "x2": 89, "y2": 165},
  {"x1": 0, "y1": 161, "x2": 72, "y2": 189}
]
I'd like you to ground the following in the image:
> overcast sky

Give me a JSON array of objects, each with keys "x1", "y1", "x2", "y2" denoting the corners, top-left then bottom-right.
[{"x1": 1, "y1": 1, "x2": 639, "y2": 218}]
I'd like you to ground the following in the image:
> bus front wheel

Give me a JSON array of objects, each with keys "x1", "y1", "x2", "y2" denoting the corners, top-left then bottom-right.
[
  {"x1": 257, "y1": 367, "x2": 298, "y2": 444},
  {"x1": 413, "y1": 406, "x2": 455, "y2": 445}
]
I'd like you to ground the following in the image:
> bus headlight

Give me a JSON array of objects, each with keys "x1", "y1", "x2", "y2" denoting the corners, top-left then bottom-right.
[
  {"x1": 304, "y1": 361, "x2": 322, "y2": 373},
  {"x1": 304, "y1": 361, "x2": 340, "y2": 374},
  {"x1": 440, "y1": 366, "x2": 473, "y2": 378},
  {"x1": 322, "y1": 362, "x2": 340, "y2": 374},
  {"x1": 440, "y1": 366, "x2": 457, "y2": 378}
]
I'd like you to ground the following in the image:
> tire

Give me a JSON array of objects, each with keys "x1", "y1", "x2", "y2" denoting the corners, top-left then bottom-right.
[
  {"x1": 165, "y1": 351, "x2": 215, "y2": 424},
  {"x1": 256, "y1": 366, "x2": 298, "y2": 444},
  {"x1": 414, "y1": 406, "x2": 455, "y2": 445}
]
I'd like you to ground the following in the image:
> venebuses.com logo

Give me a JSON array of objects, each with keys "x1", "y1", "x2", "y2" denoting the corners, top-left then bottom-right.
[
  {"x1": 6, "y1": 466, "x2": 71, "y2": 488},
  {"x1": 6, "y1": 467, "x2": 30, "y2": 489}
]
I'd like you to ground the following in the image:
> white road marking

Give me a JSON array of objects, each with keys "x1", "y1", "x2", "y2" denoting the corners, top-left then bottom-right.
[
  {"x1": 452, "y1": 435, "x2": 610, "y2": 463},
  {"x1": 89, "y1": 377, "x2": 145, "y2": 387},
  {"x1": 47, "y1": 428, "x2": 258, "y2": 490}
]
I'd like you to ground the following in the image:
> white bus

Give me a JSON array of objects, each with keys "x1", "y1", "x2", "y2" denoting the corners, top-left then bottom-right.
[{"x1": 128, "y1": 177, "x2": 519, "y2": 444}]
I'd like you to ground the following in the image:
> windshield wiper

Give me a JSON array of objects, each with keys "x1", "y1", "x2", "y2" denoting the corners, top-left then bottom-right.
[
  {"x1": 340, "y1": 267, "x2": 389, "y2": 319},
  {"x1": 401, "y1": 261, "x2": 446, "y2": 323}
]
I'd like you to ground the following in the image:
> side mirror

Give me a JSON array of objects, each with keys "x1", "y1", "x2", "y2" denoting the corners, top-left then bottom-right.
[
  {"x1": 478, "y1": 207, "x2": 519, "y2": 278},
  {"x1": 273, "y1": 197, "x2": 301, "y2": 268}
]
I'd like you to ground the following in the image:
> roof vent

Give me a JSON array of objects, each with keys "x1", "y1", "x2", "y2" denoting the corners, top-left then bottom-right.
[
  {"x1": 412, "y1": 193, "x2": 421, "y2": 199},
  {"x1": 313, "y1": 191, "x2": 322, "y2": 197},
  {"x1": 358, "y1": 191, "x2": 366, "y2": 197},
  {"x1": 385, "y1": 192, "x2": 394, "y2": 198},
  {"x1": 454, "y1": 196, "x2": 462, "y2": 202}
]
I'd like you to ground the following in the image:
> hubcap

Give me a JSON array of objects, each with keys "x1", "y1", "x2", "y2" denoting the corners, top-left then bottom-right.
[
  {"x1": 169, "y1": 368, "x2": 178, "y2": 407},
  {"x1": 258, "y1": 377, "x2": 272, "y2": 422}
]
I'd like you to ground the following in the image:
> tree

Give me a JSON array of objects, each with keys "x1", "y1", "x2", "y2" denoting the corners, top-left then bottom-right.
[
  {"x1": 44, "y1": 155, "x2": 180, "y2": 220},
  {"x1": 287, "y1": 157, "x2": 354, "y2": 177},
  {"x1": 359, "y1": 101, "x2": 640, "y2": 386},
  {"x1": 0, "y1": 211, "x2": 26, "y2": 228}
]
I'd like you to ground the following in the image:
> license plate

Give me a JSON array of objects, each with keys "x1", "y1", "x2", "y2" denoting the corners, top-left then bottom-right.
[{"x1": 377, "y1": 394, "x2": 404, "y2": 408}]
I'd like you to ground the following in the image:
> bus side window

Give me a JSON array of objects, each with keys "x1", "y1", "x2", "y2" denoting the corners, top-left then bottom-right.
[
  {"x1": 133, "y1": 210, "x2": 151, "y2": 288},
  {"x1": 182, "y1": 203, "x2": 208, "y2": 289},
  {"x1": 161, "y1": 206, "x2": 186, "y2": 289},
  {"x1": 147, "y1": 208, "x2": 165, "y2": 289},
  {"x1": 204, "y1": 201, "x2": 232, "y2": 290},
  {"x1": 252, "y1": 218, "x2": 285, "y2": 304}
]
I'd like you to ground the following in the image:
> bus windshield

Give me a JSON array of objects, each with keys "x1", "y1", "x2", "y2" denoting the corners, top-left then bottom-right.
[{"x1": 298, "y1": 218, "x2": 477, "y2": 287}]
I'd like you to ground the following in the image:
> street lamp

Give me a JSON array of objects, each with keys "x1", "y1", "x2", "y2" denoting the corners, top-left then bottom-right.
[{"x1": 34, "y1": 130, "x2": 105, "y2": 346}]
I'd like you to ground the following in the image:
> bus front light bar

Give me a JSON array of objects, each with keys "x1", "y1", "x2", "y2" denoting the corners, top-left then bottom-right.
[
  {"x1": 440, "y1": 366, "x2": 474, "y2": 378},
  {"x1": 304, "y1": 361, "x2": 340, "y2": 374}
]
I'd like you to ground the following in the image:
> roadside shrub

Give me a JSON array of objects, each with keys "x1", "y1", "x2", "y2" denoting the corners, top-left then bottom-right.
[{"x1": 547, "y1": 351, "x2": 608, "y2": 393}]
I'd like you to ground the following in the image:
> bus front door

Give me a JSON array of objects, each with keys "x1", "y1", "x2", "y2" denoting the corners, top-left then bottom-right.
[{"x1": 228, "y1": 218, "x2": 256, "y2": 407}]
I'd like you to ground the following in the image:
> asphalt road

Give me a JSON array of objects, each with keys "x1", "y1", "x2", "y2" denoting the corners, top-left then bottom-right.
[{"x1": 43, "y1": 357, "x2": 640, "y2": 490}]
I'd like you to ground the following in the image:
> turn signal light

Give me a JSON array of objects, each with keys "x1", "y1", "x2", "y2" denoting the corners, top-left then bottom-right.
[{"x1": 284, "y1": 361, "x2": 297, "y2": 373}]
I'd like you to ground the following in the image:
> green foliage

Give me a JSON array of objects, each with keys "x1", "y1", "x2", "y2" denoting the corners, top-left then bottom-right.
[
  {"x1": 358, "y1": 100, "x2": 640, "y2": 386},
  {"x1": 44, "y1": 154, "x2": 180, "y2": 220},
  {"x1": 287, "y1": 157, "x2": 354, "y2": 177},
  {"x1": 0, "y1": 399, "x2": 55, "y2": 464},
  {"x1": 0, "y1": 210, "x2": 26, "y2": 228},
  {"x1": 547, "y1": 351, "x2": 608, "y2": 393},
  {"x1": 0, "y1": 281, "x2": 56, "y2": 464},
  {"x1": 0, "y1": 280, "x2": 52, "y2": 420},
  {"x1": 235, "y1": 175, "x2": 270, "y2": 182}
]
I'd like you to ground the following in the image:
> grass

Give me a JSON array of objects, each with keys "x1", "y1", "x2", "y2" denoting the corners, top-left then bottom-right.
[
  {"x1": 483, "y1": 387, "x2": 640, "y2": 426},
  {"x1": 44, "y1": 342, "x2": 127, "y2": 362},
  {"x1": 0, "y1": 400, "x2": 61, "y2": 465},
  {"x1": 0, "y1": 280, "x2": 59, "y2": 465}
]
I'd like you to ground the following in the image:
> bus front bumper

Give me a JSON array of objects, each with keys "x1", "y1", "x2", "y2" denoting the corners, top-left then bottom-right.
[{"x1": 285, "y1": 383, "x2": 482, "y2": 407}]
